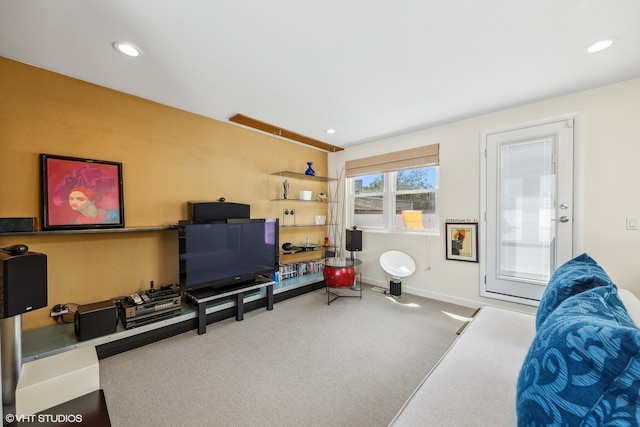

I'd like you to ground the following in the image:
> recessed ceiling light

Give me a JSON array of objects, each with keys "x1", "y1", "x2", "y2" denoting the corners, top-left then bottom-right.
[
  {"x1": 325, "y1": 129, "x2": 336, "y2": 134},
  {"x1": 113, "y1": 41, "x2": 142, "y2": 57},
  {"x1": 585, "y1": 38, "x2": 616, "y2": 54}
]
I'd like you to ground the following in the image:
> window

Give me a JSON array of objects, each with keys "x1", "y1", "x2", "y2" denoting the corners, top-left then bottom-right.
[
  {"x1": 348, "y1": 166, "x2": 438, "y2": 231},
  {"x1": 345, "y1": 144, "x2": 439, "y2": 232},
  {"x1": 352, "y1": 173, "x2": 384, "y2": 227}
]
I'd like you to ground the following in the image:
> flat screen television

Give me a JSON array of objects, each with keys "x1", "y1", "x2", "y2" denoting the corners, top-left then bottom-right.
[{"x1": 179, "y1": 218, "x2": 279, "y2": 293}]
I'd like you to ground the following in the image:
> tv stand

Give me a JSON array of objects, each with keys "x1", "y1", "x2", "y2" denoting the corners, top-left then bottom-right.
[{"x1": 185, "y1": 277, "x2": 275, "y2": 335}]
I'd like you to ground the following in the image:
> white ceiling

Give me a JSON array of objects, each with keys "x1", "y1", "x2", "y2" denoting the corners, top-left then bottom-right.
[{"x1": 1, "y1": 1, "x2": 639, "y2": 149}]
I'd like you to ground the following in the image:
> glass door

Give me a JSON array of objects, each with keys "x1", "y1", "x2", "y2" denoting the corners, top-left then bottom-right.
[{"x1": 482, "y1": 118, "x2": 574, "y2": 303}]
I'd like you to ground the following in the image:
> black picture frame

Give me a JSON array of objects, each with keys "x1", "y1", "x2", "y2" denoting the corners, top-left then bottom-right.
[
  {"x1": 445, "y1": 222, "x2": 478, "y2": 262},
  {"x1": 41, "y1": 154, "x2": 124, "y2": 230}
]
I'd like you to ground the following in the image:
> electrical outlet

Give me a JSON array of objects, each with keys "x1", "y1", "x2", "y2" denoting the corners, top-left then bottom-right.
[
  {"x1": 50, "y1": 305, "x2": 68, "y2": 317},
  {"x1": 627, "y1": 217, "x2": 639, "y2": 230}
]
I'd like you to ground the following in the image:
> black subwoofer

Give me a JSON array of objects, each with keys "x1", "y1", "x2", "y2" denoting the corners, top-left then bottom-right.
[
  {"x1": 390, "y1": 279, "x2": 402, "y2": 297},
  {"x1": 74, "y1": 300, "x2": 118, "y2": 341},
  {"x1": 0, "y1": 251, "x2": 47, "y2": 318}
]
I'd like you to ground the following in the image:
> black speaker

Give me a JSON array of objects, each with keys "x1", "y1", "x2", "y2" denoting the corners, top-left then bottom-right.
[
  {"x1": 0, "y1": 251, "x2": 47, "y2": 318},
  {"x1": 390, "y1": 279, "x2": 402, "y2": 297},
  {"x1": 187, "y1": 202, "x2": 250, "y2": 223},
  {"x1": 74, "y1": 300, "x2": 118, "y2": 341},
  {"x1": 0, "y1": 218, "x2": 35, "y2": 233},
  {"x1": 346, "y1": 228, "x2": 362, "y2": 252}
]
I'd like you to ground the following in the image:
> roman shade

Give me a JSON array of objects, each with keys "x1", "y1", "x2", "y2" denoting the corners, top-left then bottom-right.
[{"x1": 345, "y1": 144, "x2": 439, "y2": 177}]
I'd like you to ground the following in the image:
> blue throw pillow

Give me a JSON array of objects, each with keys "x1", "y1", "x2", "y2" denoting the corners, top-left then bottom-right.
[
  {"x1": 517, "y1": 286, "x2": 640, "y2": 426},
  {"x1": 536, "y1": 253, "x2": 612, "y2": 330}
]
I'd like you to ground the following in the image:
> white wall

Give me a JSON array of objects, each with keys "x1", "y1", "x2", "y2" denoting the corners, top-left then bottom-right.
[{"x1": 330, "y1": 77, "x2": 640, "y2": 313}]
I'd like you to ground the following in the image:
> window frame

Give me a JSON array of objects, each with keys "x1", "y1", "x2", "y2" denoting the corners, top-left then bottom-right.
[{"x1": 347, "y1": 166, "x2": 439, "y2": 233}]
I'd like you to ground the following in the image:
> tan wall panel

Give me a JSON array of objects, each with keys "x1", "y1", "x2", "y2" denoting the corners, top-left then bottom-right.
[{"x1": 0, "y1": 57, "x2": 328, "y2": 329}]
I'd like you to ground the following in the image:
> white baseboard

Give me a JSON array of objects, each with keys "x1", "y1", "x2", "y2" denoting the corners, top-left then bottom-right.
[
  {"x1": 362, "y1": 276, "x2": 536, "y2": 315},
  {"x1": 399, "y1": 286, "x2": 481, "y2": 309},
  {"x1": 363, "y1": 277, "x2": 480, "y2": 310}
]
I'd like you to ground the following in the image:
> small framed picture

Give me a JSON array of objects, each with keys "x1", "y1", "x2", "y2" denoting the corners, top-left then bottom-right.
[
  {"x1": 41, "y1": 154, "x2": 124, "y2": 230},
  {"x1": 445, "y1": 222, "x2": 478, "y2": 262}
]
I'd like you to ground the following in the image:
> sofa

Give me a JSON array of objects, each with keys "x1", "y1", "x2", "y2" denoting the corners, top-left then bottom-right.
[{"x1": 389, "y1": 253, "x2": 640, "y2": 426}]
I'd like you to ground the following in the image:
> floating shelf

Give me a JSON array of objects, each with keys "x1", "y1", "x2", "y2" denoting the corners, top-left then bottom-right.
[
  {"x1": 0, "y1": 226, "x2": 178, "y2": 237},
  {"x1": 271, "y1": 198, "x2": 334, "y2": 203},
  {"x1": 271, "y1": 171, "x2": 336, "y2": 182},
  {"x1": 280, "y1": 224, "x2": 335, "y2": 229}
]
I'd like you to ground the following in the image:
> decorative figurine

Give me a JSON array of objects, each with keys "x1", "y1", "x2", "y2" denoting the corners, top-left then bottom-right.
[
  {"x1": 323, "y1": 236, "x2": 330, "y2": 247},
  {"x1": 283, "y1": 179, "x2": 289, "y2": 199},
  {"x1": 305, "y1": 162, "x2": 315, "y2": 176}
]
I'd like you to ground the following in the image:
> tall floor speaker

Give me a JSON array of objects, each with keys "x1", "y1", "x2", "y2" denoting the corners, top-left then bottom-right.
[
  {"x1": 0, "y1": 251, "x2": 48, "y2": 318},
  {"x1": 345, "y1": 227, "x2": 363, "y2": 291},
  {"x1": 0, "y1": 249, "x2": 47, "y2": 415}
]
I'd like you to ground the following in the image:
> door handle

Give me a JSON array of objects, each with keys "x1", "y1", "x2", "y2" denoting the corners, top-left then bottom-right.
[{"x1": 551, "y1": 216, "x2": 570, "y2": 223}]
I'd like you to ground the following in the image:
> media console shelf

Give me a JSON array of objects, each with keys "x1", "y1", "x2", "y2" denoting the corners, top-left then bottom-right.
[
  {"x1": 20, "y1": 275, "x2": 323, "y2": 363},
  {"x1": 185, "y1": 277, "x2": 275, "y2": 335}
]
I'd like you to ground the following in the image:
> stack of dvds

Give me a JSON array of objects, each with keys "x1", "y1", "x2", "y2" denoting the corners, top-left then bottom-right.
[{"x1": 278, "y1": 260, "x2": 324, "y2": 280}]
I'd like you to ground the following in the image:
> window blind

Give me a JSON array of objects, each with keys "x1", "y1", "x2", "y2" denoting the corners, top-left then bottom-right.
[{"x1": 345, "y1": 144, "x2": 439, "y2": 177}]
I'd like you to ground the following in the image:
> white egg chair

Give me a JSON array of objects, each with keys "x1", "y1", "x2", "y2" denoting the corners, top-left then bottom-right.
[{"x1": 379, "y1": 250, "x2": 416, "y2": 297}]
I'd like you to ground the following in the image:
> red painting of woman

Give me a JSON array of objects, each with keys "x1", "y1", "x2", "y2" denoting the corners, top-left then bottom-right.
[{"x1": 43, "y1": 155, "x2": 123, "y2": 228}]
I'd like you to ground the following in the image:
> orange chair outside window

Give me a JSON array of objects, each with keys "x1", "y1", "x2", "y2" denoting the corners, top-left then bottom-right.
[{"x1": 401, "y1": 210, "x2": 424, "y2": 229}]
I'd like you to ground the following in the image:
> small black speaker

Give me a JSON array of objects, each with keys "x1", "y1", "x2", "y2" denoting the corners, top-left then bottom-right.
[
  {"x1": 0, "y1": 218, "x2": 35, "y2": 233},
  {"x1": 0, "y1": 251, "x2": 47, "y2": 318},
  {"x1": 187, "y1": 202, "x2": 250, "y2": 223},
  {"x1": 74, "y1": 300, "x2": 118, "y2": 341},
  {"x1": 346, "y1": 228, "x2": 362, "y2": 252}
]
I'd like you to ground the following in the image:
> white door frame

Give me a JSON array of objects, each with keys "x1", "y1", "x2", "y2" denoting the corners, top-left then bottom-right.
[{"x1": 479, "y1": 112, "x2": 582, "y2": 305}]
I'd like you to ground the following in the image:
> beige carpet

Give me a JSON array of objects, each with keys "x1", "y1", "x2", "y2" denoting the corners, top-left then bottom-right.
[{"x1": 99, "y1": 285, "x2": 477, "y2": 427}]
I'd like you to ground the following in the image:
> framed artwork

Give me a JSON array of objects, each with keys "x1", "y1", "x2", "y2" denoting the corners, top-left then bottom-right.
[
  {"x1": 41, "y1": 154, "x2": 124, "y2": 230},
  {"x1": 445, "y1": 222, "x2": 478, "y2": 262}
]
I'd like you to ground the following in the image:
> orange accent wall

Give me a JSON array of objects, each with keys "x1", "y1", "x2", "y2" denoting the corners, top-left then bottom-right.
[{"x1": 0, "y1": 57, "x2": 329, "y2": 330}]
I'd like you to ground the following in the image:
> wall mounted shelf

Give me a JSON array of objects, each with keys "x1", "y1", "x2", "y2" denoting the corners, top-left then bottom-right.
[
  {"x1": 280, "y1": 224, "x2": 335, "y2": 229},
  {"x1": 271, "y1": 198, "x2": 334, "y2": 203},
  {"x1": 281, "y1": 248, "x2": 330, "y2": 256},
  {"x1": 230, "y1": 114, "x2": 344, "y2": 153},
  {"x1": 0, "y1": 226, "x2": 178, "y2": 237},
  {"x1": 271, "y1": 171, "x2": 336, "y2": 182}
]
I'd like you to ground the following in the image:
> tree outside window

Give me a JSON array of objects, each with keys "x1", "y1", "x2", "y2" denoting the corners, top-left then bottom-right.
[{"x1": 350, "y1": 166, "x2": 438, "y2": 231}]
